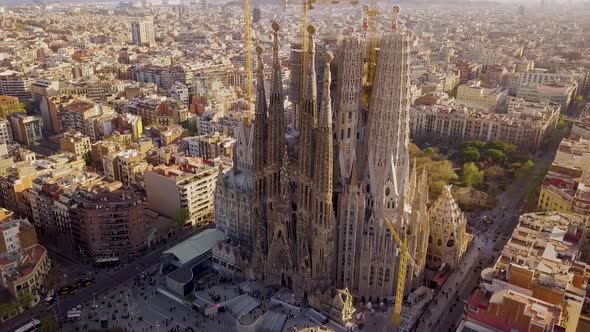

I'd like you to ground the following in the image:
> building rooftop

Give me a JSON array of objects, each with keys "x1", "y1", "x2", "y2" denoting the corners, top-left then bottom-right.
[
  {"x1": 63, "y1": 100, "x2": 95, "y2": 113},
  {"x1": 163, "y1": 228, "x2": 226, "y2": 265}
]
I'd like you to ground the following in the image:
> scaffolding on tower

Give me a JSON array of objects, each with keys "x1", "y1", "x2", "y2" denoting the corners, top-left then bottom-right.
[
  {"x1": 244, "y1": 0, "x2": 254, "y2": 108},
  {"x1": 286, "y1": 0, "x2": 360, "y2": 100},
  {"x1": 361, "y1": 0, "x2": 380, "y2": 106}
]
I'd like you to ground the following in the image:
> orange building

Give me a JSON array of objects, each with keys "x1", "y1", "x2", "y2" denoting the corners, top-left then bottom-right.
[{"x1": 461, "y1": 212, "x2": 590, "y2": 332}]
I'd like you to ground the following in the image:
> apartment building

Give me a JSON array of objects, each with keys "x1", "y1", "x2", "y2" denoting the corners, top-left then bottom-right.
[
  {"x1": 0, "y1": 71, "x2": 30, "y2": 100},
  {"x1": 456, "y1": 81, "x2": 508, "y2": 111},
  {"x1": 60, "y1": 131, "x2": 91, "y2": 157},
  {"x1": 60, "y1": 101, "x2": 110, "y2": 136},
  {"x1": 144, "y1": 157, "x2": 218, "y2": 226},
  {"x1": 455, "y1": 60, "x2": 481, "y2": 83},
  {"x1": 572, "y1": 120, "x2": 590, "y2": 141},
  {"x1": 102, "y1": 149, "x2": 149, "y2": 187},
  {"x1": 0, "y1": 96, "x2": 23, "y2": 119},
  {"x1": 131, "y1": 20, "x2": 155, "y2": 46},
  {"x1": 0, "y1": 119, "x2": 13, "y2": 145},
  {"x1": 0, "y1": 163, "x2": 36, "y2": 215},
  {"x1": 123, "y1": 96, "x2": 161, "y2": 126},
  {"x1": 0, "y1": 208, "x2": 51, "y2": 301},
  {"x1": 71, "y1": 182, "x2": 146, "y2": 263},
  {"x1": 180, "y1": 132, "x2": 235, "y2": 160},
  {"x1": 8, "y1": 114, "x2": 43, "y2": 146},
  {"x1": 538, "y1": 138, "x2": 590, "y2": 219},
  {"x1": 482, "y1": 65, "x2": 507, "y2": 87},
  {"x1": 117, "y1": 113, "x2": 143, "y2": 139},
  {"x1": 460, "y1": 212, "x2": 590, "y2": 332},
  {"x1": 410, "y1": 98, "x2": 560, "y2": 151},
  {"x1": 508, "y1": 69, "x2": 569, "y2": 93},
  {"x1": 517, "y1": 82, "x2": 578, "y2": 110}
]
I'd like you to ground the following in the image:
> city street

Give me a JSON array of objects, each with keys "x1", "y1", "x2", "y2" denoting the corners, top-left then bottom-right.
[
  {"x1": 60, "y1": 269, "x2": 236, "y2": 332},
  {"x1": 2, "y1": 224, "x2": 210, "y2": 332},
  {"x1": 412, "y1": 148, "x2": 556, "y2": 332}
]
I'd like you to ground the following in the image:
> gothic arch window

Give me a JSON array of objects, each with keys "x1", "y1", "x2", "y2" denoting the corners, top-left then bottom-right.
[
  {"x1": 437, "y1": 239, "x2": 442, "y2": 247},
  {"x1": 378, "y1": 267, "x2": 384, "y2": 286},
  {"x1": 447, "y1": 239, "x2": 455, "y2": 247},
  {"x1": 369, "y1": 266, "x2": 375, "y2": 285},
  {"x1": 385, "y1": 268, "x2": 391, "y2": 283}
]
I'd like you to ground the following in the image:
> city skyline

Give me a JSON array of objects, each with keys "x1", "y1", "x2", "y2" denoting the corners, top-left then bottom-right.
[{"x1": 0, "y1": 1, "x2": 589, "y2": 332}]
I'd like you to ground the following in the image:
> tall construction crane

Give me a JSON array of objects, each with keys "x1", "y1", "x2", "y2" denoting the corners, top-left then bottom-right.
[
  {"x1": 385, "y1": 218, "x2": 419, "y2": 327},
  {"x1": 244, "y1": 0, "x2": 254, "y2": 106},
  {"x1": 361, "y1": 0, "x2": 380, "y2": 106},
  {"x1": 286, "y1": 0, "x2": 359, "y2": 98}
]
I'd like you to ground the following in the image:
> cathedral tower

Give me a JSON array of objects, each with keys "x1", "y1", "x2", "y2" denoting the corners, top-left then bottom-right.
[{"x1": 336, "y1": 25, "x2": 418, "y2": 300}]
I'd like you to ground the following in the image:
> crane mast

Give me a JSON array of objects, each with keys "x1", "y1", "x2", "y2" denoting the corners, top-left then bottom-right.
[
  {"x1": 361, "y1": 0, "x2": 379, "y2": 106},
  {"x1": 385, "y1": 218, "x2": 419, "y2": 327},
  {"x1": 244, "y1": 0, "x2": 254, "y2": 106}
]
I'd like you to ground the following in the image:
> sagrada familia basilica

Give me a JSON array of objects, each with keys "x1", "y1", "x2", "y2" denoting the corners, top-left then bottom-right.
[{"x1": 215, "y1": 10, "x2": 470, "y2": 312}]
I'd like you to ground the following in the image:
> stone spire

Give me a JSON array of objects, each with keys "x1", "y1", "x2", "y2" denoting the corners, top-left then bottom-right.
[
  {"x1": 254, "y1": 45, "x2": 267, "y2": 118},
  {"x1": 279, "y1": 147, "x2": 290, "y2": 199},
  {"x1": 251, "y1": 45, "x2": 269, "y2": 269},
  {"x1": 268, "y1": 21, "x2": 286, "y2": 172},
  {"x1": 252, "y1": 45, "x2": 268, "y2": 172},
  {"x1": 271, "y1": 21, "x2": 283, "y2": 95},
  {"x1": 315, "y1": 51, "x2": 334, "y2": 194},
  {"x1": 304, "y1": 24, "x2": 318, "y2": 123},
  {"x1": 298, "y1": 24, "x2": 317, "y2": 180},
  {"x1": 318, "y1": 51, "x2": 333, "y2": 129}
]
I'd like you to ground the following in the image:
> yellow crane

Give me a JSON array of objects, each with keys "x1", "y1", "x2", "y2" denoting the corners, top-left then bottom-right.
[
  {"x1": 244, "y1": 0, "x2": 253, "y2": 105},
  {"x1": 285, "y1": 0, "x2": 359, "y2": 97},
  {"x1": 337, "y1": 287, "x2": 355, "y2": 322},
  {"x1": 361, "y1": 0, "x2": 379, "y2": 106},
  {"x1": 385, "y1": 218, "x2": 419, "y2": 327}
]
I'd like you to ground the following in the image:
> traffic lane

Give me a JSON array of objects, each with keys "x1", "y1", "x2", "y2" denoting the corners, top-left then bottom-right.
[{"x1": 1, "y1": 224, "x2": 198, "y2": 331}]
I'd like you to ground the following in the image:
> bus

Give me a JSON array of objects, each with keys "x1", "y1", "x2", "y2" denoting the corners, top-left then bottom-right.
[{"x1": 14, "y1": 319, "x2": 41, "y2": 332}]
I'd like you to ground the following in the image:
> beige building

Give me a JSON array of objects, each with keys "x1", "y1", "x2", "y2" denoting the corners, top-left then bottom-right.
[
  {"x1": 102, "y1": 149, "x2": 149, "y2": 187},
  {"x1": 571, "y1": 109, "x2": 590, "y2": 140},
  {"x1": 144, "y1": 157, "x2": 218, "y2": 226},
  {"x1": 0, "y1": 95, "x2": 24, "y2": 119},
  {"x1": 0, "y1": 208, "x2": 51, "y2": 303},
  {"x1": 60, "y1": 131, "x2": 91, "y2": 157},
  {"x1": 456, "y1": 81, "x2": 508, "y2": 111},
  {"x1": 462, "y1": 212, "x2": 590, "y2": 332},
  {"x1": 180, "y1": 132, "x2": 235, "y2": 160},
  {"x1": 8, "y1": 114, "x2": 43, "y2": 146},
  {"x1": 0, "y1": 119, "x2": 13, "y2": 145},
  {"x1": 516, "y1": 82, "x2": 578, "y2": 110},
  {"x1": 538, "y1": 138, "x2": 590, "y2": 219},
  {"x1": 410, "y1": 98, "x2": 560, "y2": 151}
]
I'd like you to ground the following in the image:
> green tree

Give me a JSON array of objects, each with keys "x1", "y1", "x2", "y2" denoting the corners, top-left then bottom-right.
[
  {"x1": 17, "y1": 293, "x2": 34, "y2": 309},
  {"x1": 409, "y1": 143, "x2": 422, "y2": 158},
  {"x1": 459, "y1": 141, "x2": 486, "y2": 151},
  {"x1": 462, "y1": 162, "x2": 484, "y2": 188},
  {"x1": 515, "y1": 160, "x2": 535, "y2": 179},
  {"x1": 83, "y1": 151, "x2": 93, "y2": 166},
  {"x1": 422, "y1": 160, "x2": 459, "y2": 199},
  {"x1": 0, "y1": 102, "x2": 26, "y2": 119},
  {"x1": 484, "y1": 141, "x2": 517, "y2": 154},
  {"x1": 173, "y1": 208, "x2": 190, "y2": 227},
  {"x1": 423, "y1": 147, "x2": 436, "y2": 155},
  {"x1": 484, "y1": 149, "x2": 507, "y2": 164},
  {"x1": 460, "y1": 147, "x2": 481, "y2": 163},
  {"x1": 0, "y1": 302, "x2": 18, "y2": 320},
  {"x1": 485, "y1": 166, "x2": 506, "y2": 181},
  {"x1": 40, "y1": 315, "x2": 59, "y2": 332}
]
